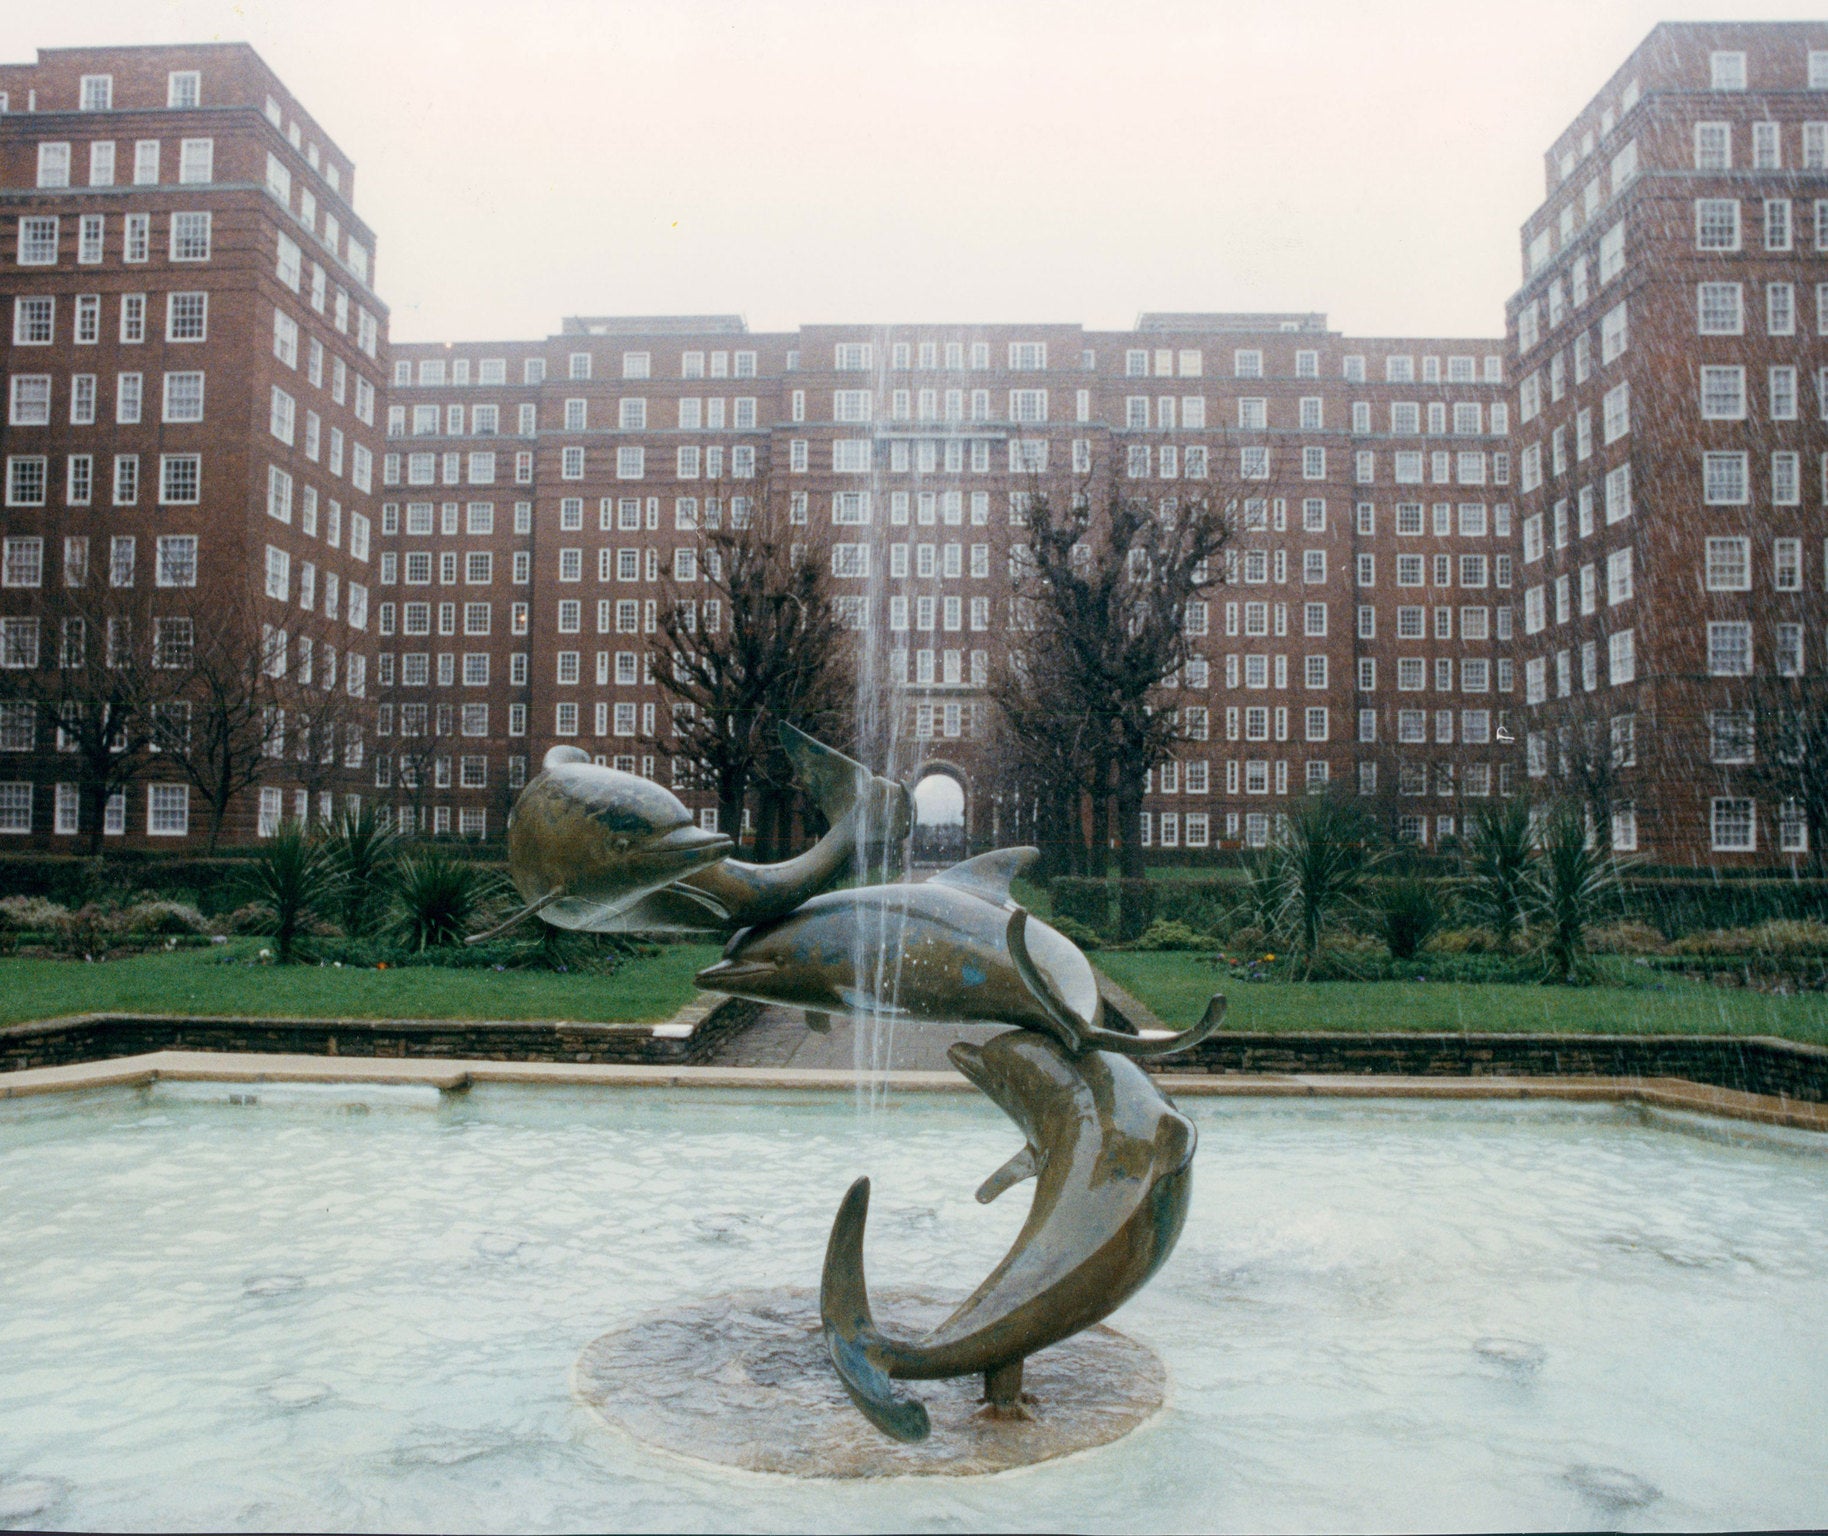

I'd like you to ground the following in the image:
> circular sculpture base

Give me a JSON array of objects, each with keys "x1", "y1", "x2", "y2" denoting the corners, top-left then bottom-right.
[{"x1": 574, "y1": 1287, "x2": 1165, "y2": 1478}]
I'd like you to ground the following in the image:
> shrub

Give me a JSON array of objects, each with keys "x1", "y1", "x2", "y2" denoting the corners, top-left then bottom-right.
[
  {"x1": 1527, "y1": 802, "x2": 1624, "y2": 983},
  {"x1": 1275, "y1": 792, "x2": 1378, "y2": 972},
  {"x1": 1669, "y1": 919, "x2": 1828, "y2": 957},
  {"x1": 118, "y1": 900, "x2": 209, "y2": 937},
  {"x1": 241, "y1": 822, "x2": 341, "y2": 963},
  {"x1": 1050, "y1": 878, "x2": 1112, "y2": 936},
  {"x1": 390, "y1": 852, "x2": 503, "y2": 951},
  {"x1": 1128, "y1": 918, "x2": 1210, "y2": 952},
  {"x1": 1117, "y1": 879, "x2": 1157, "y2": 943},
  {"x1": 1044, "y1": 914, "x2": 1104, "y2": 950},
  {"x1": 323, "y1": 803, "x2": 400, "y2": 938},
  {"x1": 0, "y1": 896, "x2": 71, "y2": 933},
  {"x1": 1380, "y1": 877, "x2": 1444, "y2": 960},
  {"x1": 1462, "y1": 799, "x2": 1535, "y2": 950},
  {"x1": 1428, "y1": 925, "x2": 1499, "y2": 955},
  {"x1": 1588, "y1": 920, "x2": 1671, "y2": 956}
]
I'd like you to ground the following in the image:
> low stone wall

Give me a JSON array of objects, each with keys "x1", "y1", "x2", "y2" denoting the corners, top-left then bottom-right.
[
  {"x1": 0, "y1": 998, "x2": 761, "y2": 1075},
  {"x1": 1167, "y1": 1032, "x2": 1828, "y2": 1104}
]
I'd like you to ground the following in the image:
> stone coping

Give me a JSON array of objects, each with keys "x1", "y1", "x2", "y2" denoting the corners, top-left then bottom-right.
[
  {"x1": 0, "y1": 994, "x2": 755, "y2": 1075},
  {"x1": 3, "y1": 1048, "x2": 1824, "y2": 1135}
]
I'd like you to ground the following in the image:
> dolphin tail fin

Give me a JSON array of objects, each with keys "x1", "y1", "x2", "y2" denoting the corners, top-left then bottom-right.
[
  {"x1": 820, "y1": 1177, "x2": 932, "y2": 1444},
  {"x1": 780, "y1": 723, "x2": 911, "y2": 846}
]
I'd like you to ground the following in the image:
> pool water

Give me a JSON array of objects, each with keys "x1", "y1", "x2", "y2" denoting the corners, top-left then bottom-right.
[{"x1": 1, "y1": 1081, "x2": 1825, "y2": 1533}]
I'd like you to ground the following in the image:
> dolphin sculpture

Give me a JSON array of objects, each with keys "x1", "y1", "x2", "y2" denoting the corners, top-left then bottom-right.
[
  {"x1": 820, "y1": 1028, "x2": 1201, "y2": 1442},
  {"x1": 694, "y1": 847, "x2": 1227, "y2": 1060},
  {"x1": 477, "y1": 724, "x2": 911, "y2": 940}
]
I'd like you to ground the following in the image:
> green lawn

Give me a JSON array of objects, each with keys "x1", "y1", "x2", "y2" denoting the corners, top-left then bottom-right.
[
  {"x1": 1094, "y1": 951, "x2": 1828, "y2": 1046},
  {"x1": 5, "y1": 939, "x2": 1824, "y2": 1049},
  {"x1": 0, "y1": 941, "x2": 721, "y2": 1028}
]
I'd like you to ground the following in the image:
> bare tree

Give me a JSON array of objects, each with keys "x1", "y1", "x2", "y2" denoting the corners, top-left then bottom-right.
[
  {"x1": 644, "y1": 481, "x2": 853, "y2": 849},
  {"x1": 1003, "y1": 478, "x2": 1233, "y2": 879},
  {"x1": 1744, "y1": 673, "x2": 1828, "y2": 867},
  {"x1": 0, "y1": 540, "x2": 178, "y2": 853}
]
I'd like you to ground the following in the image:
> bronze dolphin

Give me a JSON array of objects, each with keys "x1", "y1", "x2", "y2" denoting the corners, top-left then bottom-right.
[
  {"x1": 820, "y1": 1028, "x2": 1202, "y2": 1442},
  {"x1": 485, "y1": 725, "x2": 910, "y2": 939},
  {"x1": 694, "y1": 848, "x2": 1227, "y2": 1059}
]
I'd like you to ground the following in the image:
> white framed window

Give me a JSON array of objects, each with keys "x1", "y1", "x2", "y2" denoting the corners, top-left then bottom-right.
[
  {"x1": 1699, "y1": 367, "x2": 1745, "y2": 420},
  {"x1": 1711, "y1": 798, "x2": 1755, "y2": 853},
  {"x1": 1698, "y1": 282, "x2": 1743, "y2": 335},
  {"x1": 146, "y1": 784, "x2": 190, "y2": 838},
  {"x1": 1710, "y1": 51, "x2": 1747, "y2": 90},
  {"x1": 1695, "y1": 199, "x2": 1741, "y2": 251},
  {"x1": 178, "y1": 137, "x2": 213, "y2": 183},
  {"x1": 1707, "y1": 621, "x2": 1752, "y2": 676}
]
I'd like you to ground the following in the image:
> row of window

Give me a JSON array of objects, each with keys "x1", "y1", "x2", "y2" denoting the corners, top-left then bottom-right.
[
  {"x1": 391, "y1": 348, "x2": 1504, "y2": 388},
  {"x1": 272, "y1": 309, "x2": 378, "y2": 420},
  {"x1": 19, "y1": 70, "x2": 201, "y2": 114},
  {"x1": 4, "y1": 452, "x2": 195, "y2": 507},
  {"x1": 273, "y1": 234, "x2": 379, "y2": 353},
  {"x1": 1, "y1": 533, "x2": 196, "y2": 589},
  {"x1": 13, "y1": 211, "x2": 209, "y2": 269},
  {"x1": 31, "y1": 135, "x2": 211, "y2": 189},
  {"x1": 262, "y1": 468, "x2": 370, "y2": 562},
  {"x1": 263, "y1": 154, "x2": 370, "y2": 283},
  {"x1": 0, "y1": 781, "x2": 190, "y2": 837},
  {"x1": 8, "y1": 368, "x2": 203, "y2": 426},
  {"x1": 376, "y1": 602, "x2": 520, "y2": 637},
  {"x1": 1693, "y1": 118, "x2": 1828, "y2": 172},
  {"x1": 1523, "y1": 632, "x2": 1638, "y2": 698},
  {"x1": 1352, "y1": 657, "x2": 1511, "y2": 694}
]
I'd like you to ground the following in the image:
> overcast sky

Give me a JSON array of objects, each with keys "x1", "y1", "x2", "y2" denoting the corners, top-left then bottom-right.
[{"x1": 7, "y1": 0, "x2": 1825, "y2": 343}]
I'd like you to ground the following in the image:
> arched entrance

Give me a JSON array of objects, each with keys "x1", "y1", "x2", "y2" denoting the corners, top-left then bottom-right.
[{"x1": 910, "y1": 763, "x2": 969, "y2": 866}]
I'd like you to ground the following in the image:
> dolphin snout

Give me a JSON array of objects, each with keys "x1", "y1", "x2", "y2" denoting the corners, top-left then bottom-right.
[
  {"x1": 694, "y1": 957, "x2": 778, "y2": 988},
  {"x1": 657, "y1": 823, "x2": 734, "y2": 860}
]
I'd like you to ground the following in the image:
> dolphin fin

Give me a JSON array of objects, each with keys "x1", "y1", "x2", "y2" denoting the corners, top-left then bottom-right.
[
  {"x1": 974, "y1": 1146, "x2": 1039, "y2": 1204},
  {"x1": 820, "y1": 1177, "x2": 932, "y2": 1443},
  {"x1": 463, "y1": 889, "x2": 565, "y2": 944},
  {"x1": 1005, "y1": 907, "x2": 1095, "y2": 1052},
  {"x1": 805, "y1": 1009, "x2": 832, "y2": 1035},
  {"x1": 780, "y1": 723, "x2": 872, "y2": 826},
  {"x1": 1076, "y1": 992, "x2": 1229, "y2": 1061},
  {"x1": 929, "y1": 847, "x2": 1039, "y2": 906},
  {"x1": 779, "y1": 722, "x2": 911, "y2": 846}
]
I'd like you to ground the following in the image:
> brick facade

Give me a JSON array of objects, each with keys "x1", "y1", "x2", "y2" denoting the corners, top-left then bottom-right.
[{"x1": 2, "y1": 23, "x2": 1823, "y2": 867}]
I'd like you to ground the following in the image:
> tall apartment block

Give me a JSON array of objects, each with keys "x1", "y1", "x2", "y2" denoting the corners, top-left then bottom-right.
[
  {"x1": 0, "y1": 43, "x2": 388, "y2": 845},
  {"x1": 1510, "y1": 22, "x2": 1828, "y2": 865},
  {"x1": 3, "y1": 23, "x2": 1824, "y2": 868},
  {"x1": 385, "y1": 316, "x2": 1510, "y2": 853}
]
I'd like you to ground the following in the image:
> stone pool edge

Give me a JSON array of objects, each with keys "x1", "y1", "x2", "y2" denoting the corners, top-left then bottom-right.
[{"x1": 3, "y1": 1046, "x2": 1825, "y2": 1134}]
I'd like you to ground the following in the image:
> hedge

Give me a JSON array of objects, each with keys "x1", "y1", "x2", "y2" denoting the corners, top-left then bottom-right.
[{"x1": 0, "y1": 851, "x2": 512, "y2": 918}]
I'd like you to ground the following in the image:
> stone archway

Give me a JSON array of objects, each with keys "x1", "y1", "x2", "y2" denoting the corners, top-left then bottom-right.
[{"x1": 910, "y1": 761, "x2": 969, "y2": 866}]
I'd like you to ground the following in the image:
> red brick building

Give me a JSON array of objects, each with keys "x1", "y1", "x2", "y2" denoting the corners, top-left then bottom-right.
[
  {"x1": 4, "y1": 23, "x2": 1822, "y2": 868},
  {"x1": 386, "y1": 314, "x2": 1510, "y2": 854},
  {"x1": 0, "y1": 44, "x2": 388, "y2": 846},
  {"x1": 1510, "y1": 21, "x2": 1828, "y2": 866}
]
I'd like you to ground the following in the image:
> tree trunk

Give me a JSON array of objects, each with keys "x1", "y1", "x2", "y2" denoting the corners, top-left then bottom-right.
[
  {"x1": 206, "y1": 793, "x2": 230, "y2": 854},
  {"x1": 1086, "y1": 760, "x2": 1111, "y2": 880},
  {"x1": 82, "y1": 779, "x2": 108, "y2": 857},
  {"x1": 1115, "y1": 767, "x2": 1147, "y2": 880}
]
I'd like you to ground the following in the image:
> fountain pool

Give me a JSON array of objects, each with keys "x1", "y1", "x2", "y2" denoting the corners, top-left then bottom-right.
[{"x1": 1, "y1": 1081, "x2": 1825, "y2": 1532}]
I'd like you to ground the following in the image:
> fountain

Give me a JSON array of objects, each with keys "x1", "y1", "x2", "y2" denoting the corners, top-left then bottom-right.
[{"x1": 498, "y1": 726, "x2": 1224, "y2": 1463}]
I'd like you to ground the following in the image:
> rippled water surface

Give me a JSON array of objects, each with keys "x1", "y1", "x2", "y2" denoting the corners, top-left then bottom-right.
[{"x1": 1, "y1": 1082, "x2": 1825, "y2": 1533}]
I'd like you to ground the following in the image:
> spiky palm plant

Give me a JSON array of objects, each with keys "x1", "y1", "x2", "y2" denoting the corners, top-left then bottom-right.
[
  {"x1": 1527, "y1": 801, "x2": 1623, "y2": 982},
  {"x1": 324, "y1": 803, "x2": 399, "y2": 937},
  {"x1": 243, "y1": 820, "x2": 340, "y2": 962},
  {"x1": 1462, "y1": 798, "x2": 1536, "y2": 951},
  {"x1": 390, "y1": 851, "x2": 502, "y2": 951},
  {"x1": 1379, "y1": 876, "x2": 1444, "y2": 961},
  {"x1": 1275, "y1": 791, "x2": 1378, "y2": 975}
]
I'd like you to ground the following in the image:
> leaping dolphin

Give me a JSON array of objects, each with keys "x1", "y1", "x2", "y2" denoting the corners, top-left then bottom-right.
[
  {"x1": 820, "y1": 1028, "x2": 1201, "y2": 1442},
  {"x1": 693, "y1": 847, "x2": 1227, "y2": 1059},
  {"x1": 479, "y1": 725, "x2": 911, "y2": 940}
]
